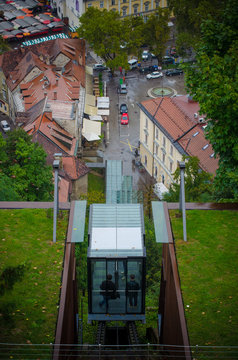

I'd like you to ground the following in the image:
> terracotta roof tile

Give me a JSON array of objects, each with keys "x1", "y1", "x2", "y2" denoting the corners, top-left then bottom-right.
[
  {"x1": 140, "y1": 96, "x2": 218, "y2": 175},
  {"x1": 62, "y1": 156, "x2": 89, "y2": 180}
]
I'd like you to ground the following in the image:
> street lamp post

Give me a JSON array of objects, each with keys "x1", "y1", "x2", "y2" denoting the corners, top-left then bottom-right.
[
  {"x1": 179, "y1": 161, "x2": 187, "y2": 242},
  {"x1": 53, "y1": 159, "x2": 60, "y2": 243}
]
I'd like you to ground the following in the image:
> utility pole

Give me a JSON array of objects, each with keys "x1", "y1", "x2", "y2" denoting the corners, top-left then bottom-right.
[
  {"x1": 53, "y1": 158, "x2": 60, "y2": 243},
  {"x1": 179, "y1": 161, "x2": 187, "y2": 242}
]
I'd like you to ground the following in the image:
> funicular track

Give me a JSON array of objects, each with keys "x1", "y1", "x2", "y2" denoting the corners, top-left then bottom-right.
[{"x1": 92, "y1": 321, "x2": 146, "y2": 359}]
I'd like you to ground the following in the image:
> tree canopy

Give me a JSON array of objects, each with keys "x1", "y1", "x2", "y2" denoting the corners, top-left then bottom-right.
[
  {"x1": 168, "y1": 0, "x2": 227, "y2": 52},
  {"x1": 184, "y1": 0, "x2": 238, "y2": 200},
  {"x1": 0, "y1": 129, "x2": 53, "y2": 201},
  {"x1": 77, "y1": 8, "x2": 170, "y2": 70},
  {"x1": 163, "y1": 156, "x2": 214, "y2": 202},
  {"x1": 143, "y1": 8, "x2": 170, "y2": 62},
  {"x1": 77, "y1": 8, "x2": 130, "y2": 71}
]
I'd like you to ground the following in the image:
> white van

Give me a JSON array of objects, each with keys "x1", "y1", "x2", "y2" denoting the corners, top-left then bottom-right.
[{"x1": 128, "y1": 59, "x2": 138, "y2": 70}]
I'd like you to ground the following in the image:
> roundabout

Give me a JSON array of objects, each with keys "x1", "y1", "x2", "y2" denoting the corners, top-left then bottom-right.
[{"x1": 147, "y1": 86, "x2": 177, "y2": 98}]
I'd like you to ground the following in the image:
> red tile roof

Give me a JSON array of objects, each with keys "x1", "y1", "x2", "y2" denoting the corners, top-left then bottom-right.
[
  {"x1": 62, "y1": 156, "x2": 90, "y2": 180},
  {"x1": 140, "y1": 96, "x2": 218, "y2": 174}
]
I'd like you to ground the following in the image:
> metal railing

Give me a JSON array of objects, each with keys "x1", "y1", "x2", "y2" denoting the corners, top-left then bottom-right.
[{"x1": 1, "y1": 343, "x2": 238, "y2": 359}]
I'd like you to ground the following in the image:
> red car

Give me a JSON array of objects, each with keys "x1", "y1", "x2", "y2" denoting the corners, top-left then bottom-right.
[{"x1": 121, "y1": 113, "x2": 129, "y2": 125}]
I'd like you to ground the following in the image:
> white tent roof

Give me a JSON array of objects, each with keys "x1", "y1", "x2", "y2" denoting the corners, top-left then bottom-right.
[
  {"x1": 82, "y1": 119, "x2": 101, "y2": 141},
  {"x1": 90, "y1": 115, "x2": 103, "y2": 121}
]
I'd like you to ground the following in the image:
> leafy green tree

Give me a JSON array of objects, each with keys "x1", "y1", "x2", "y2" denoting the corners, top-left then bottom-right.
[
  {"x1": 0, "y1": 174, "x2": 20, "y2": 201},
  {"x1": 168, "y1": 0, "x2": 226, "y2": 50},
  {"x1": 143, "y1": 8, "x2": 170, "y2": 63},
  {"x1": 78, "y1": 8, "x2": 129, "y2": 72},
  {"x1": 0, "y1": 130, "x2": 53, "y2": 201},
  {"x1": 184, "y1": 0, "x2": 238, "y2": 200},
  {"x1": 163, "y1": 156, "x2": 214, "y2": 202},
  {"x1": 0, "y1": 35, "x2": 10, "y2": 54}
]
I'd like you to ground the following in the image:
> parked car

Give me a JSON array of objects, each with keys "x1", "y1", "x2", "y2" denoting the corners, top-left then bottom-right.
[
  {"x1": 142, "y1": 50, "x2": 150, "y2": 61},
  {"x1": 139, "y1": 65, "x2": 158, "y2": 74},
  {"x1": 120, "y1": 103, "x2": 128, "y2": 114},
  {"x1": 93, "y1": 63, "x2": 107, "y2": 71},
  {"x1": 121, "y1": 113, "x2": 129, "y2": 125},
  {"x1": 0, "y1": 120, "x2": 10, "y2": 132},
  {"x1": 165, "y1": 69, "x2": 183, "y2": 76},
  {"x1": 118, "y1": 83, "x2": 127, "y2": 94},
  {"x1": 146, "y1": 71, "x2": 163, "y2": 80},
  {"x1": 162, "y1": 56, "x2": 174, "y2": 64}
]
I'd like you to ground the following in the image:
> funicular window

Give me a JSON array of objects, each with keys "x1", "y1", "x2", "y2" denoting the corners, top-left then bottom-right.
[{"x1": 90, "y1": 258, "x2": 144, "y2": 315}]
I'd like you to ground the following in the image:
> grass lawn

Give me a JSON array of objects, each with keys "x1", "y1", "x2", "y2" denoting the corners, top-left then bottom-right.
[
  {"x1": 170, "y1": 210, "x2": 238, "y2": 347},
  {"x1": 88, "y1": 169, "x2": 105, "y2": 193},
  {"x1": 0, "y1": 209, "x2": 68, "y2": 344}
]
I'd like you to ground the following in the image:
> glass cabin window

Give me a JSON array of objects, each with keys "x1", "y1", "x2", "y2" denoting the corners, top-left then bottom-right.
[{"x1": 89, "y1": 258, "x2": 144, "y2": 314}]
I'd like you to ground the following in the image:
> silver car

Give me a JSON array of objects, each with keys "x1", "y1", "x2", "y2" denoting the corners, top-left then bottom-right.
[{"x1": 0, "y1": 120, "x2": 10, "y2": 132}]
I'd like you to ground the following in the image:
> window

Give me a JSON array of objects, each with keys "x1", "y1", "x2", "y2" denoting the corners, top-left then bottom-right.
[
  {"x1": 193, "y1": 131, "x2": 199, "y2": 137},
  {"x1": 170, "y1": 145, "x2": 173, "y2": 156},
  {"x1": 144, "y1": 1, "x2": 149, "y2": 11},
  {"x1": 161, "y1": 174, "x2": 165, "y2": 184},
  {"x1": 202, "y1": 144, "x2": 209, "y2": 150},
  {"x1": 155, "y1": 0, "x2": 159, "y2": 8},
  {"x1": 123, "y1": 0, "x2": 127, "y2": 3},
  {"x1": 111, "y1": 0, "x2": 115, "y2": 5},
  {"x1": 170, "y1": 161, "x2": 173, "y2": 172},
  {"x1": 144, "y1": 155, "x2": 147, "y2": 166},
  {"x1": 163, "y1": 136, "x2": 166, "y2": 148},
  {"x1": 87, "y1": 2, "x2": 92, "y2": 7},
  {"x1": 122, "y1": 6, "x2": 127, "y2": 15},
  {"x1": 145, "y1": 133, "x2": 148, "y2": 145},
  {"x1": 155, "y1": 144, "x2": 158, "y2": 156},
  {"x1": 133, "y1": 5, "x2": 138, "y2": 13},
  {"x1": 100, "y1": 0, "x2": 104, "y2": 7},
  {"x1": 154, "y1": 166, "x2": 158, "y2": 178},
  {"x1": 145, "y1": 117, "x2": 148, "y2": 129},
  {"x1": 162, "y1": 152, "x2": 165, "y2": 163},
  {"x1": 210, "y1": 153, "x2": 215, "y2": 158},
  {"x1": 155, "y1": 128, "x2": 159, "y2": 139},
  {"x1": 2, "y1": 90, "x2": 6, "y2": 101},
  {"x1": 2, "y1": 78, "x2": 5, "y2": 86}
]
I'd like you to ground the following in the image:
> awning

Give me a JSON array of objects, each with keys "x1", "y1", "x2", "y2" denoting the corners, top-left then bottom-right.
[
  {"x1": 89, "y1": 115, "x2": 103, "y2": 121},
  {"x1": 97, "y1": 109, "x2": 110, "y2": 116},
  {"x1": 84, "y1": 103, "x2": 97, "y2": 116},
  {"x1": 86, "y1": 65, "x2": 93, "y2": 75},
  {"x1": 82, "y1": 119, "x2": 101, "y2": 141},
  {"x1": 97, "y1": 97, "x2": 110, "y2": 109},
  {"x1": 85, "y1": 93, "x2": 96, "y2": 107}
]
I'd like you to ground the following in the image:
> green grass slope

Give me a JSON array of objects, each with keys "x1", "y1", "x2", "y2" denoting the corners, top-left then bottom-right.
[
  {"x1": 0, "y1": 209, "x2": 68, "y2": 344},
  {"x1": 170, "y1": 210, "x2": 238, "y2": 347}
]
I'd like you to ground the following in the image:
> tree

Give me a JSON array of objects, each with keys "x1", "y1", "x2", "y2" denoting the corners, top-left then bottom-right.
[
  {"x1": 0, "y1": 35, "x2": 10, "y2": 54},
  {"x1": 0, "y1": 130, "x2": 53, "y2": 201},
  {"x1": 163, "y1": 156, "x2": 214, "y2": 202},
  {"x1": 143, "y1": 8, "x2": 170, "y2": 63},
  {"x1": 168, "y1": 0, "x2": 227, "y2": 53},
  {"x1": 184, "y1": 0, "x2": 238, "y2": 200},
  {"x1": 77, "y1": 8, "x2": 129, "y2": 72}
]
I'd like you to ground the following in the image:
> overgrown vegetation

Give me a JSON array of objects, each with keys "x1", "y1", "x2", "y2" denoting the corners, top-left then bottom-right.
[
  {"x1": 171, "y1": 210, "x2": 238, "y2": 347},
  {"x1": 0, "y1": 130, "x2": 53, "y2": 201},
  {"x1": 0, "y1": 209, "x2": 68, "y2": 344}
]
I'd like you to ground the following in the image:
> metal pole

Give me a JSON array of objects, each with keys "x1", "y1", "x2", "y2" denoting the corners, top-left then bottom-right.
[
  {"x1": 179, "y1": 161, "x2": 187, "y2": 242},
  {"x1": 53, "y1": 159, "x2": 60, "y2": 243}
]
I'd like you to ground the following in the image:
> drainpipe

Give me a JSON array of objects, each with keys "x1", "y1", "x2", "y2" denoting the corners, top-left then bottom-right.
[{"x1": 179, "y1": 161, "x2": 187, "y2": 242}]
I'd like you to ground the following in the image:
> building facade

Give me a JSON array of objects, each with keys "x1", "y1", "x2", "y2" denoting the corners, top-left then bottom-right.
[
  {"x1": 84, "y1": 0, "x2": 167, "y2": 19},
  {"x1": 50, "y1": 0, "x2": 85, "y2": 27},
  {"x1": 138, "y1": 96, "x2": 218, "y2": 189}
]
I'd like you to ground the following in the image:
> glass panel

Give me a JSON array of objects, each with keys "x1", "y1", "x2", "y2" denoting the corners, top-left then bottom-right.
[
  {"x1": 127, "y1": 260, "x2": 142, "y2": 313},
  {"x1": 91, "y1": 260, "x2": 106, "y2": 314}
]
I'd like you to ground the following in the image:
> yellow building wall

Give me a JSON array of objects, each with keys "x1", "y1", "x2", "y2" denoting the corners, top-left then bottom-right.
[
  {"x1": 85, "y1": 0, "x2": 167, "y2": 15},
  {"x1": 139, "y1": 107, "x2": 183, "y2": 188}
]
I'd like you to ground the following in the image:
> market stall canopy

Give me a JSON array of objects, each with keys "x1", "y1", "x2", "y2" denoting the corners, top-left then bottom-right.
[
  {"x1": 84, "y1": 103, "x2": 97, "y2": 116},
  {"x1": 97, "y1": 109, "x2": 110, "y2": 116},
  {"x1": 89, "y1": 115, "x2": 103, "y2": 121},
  {"x1": 82, "y1": 119, "x2": 101, "y2": 141},
  {"x1": 85, "y1": 93, "x2": 96, "y2": 107}
]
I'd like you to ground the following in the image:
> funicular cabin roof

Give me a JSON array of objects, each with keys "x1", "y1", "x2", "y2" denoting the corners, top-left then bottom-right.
[{"x1": 88, "y1": 203, "x2": 145, "y2": 258}]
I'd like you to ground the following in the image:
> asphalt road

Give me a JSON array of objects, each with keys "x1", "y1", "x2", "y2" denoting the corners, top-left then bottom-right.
[{"x1": 101, "y1": 66, "x2": 186, "y2": 190}]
